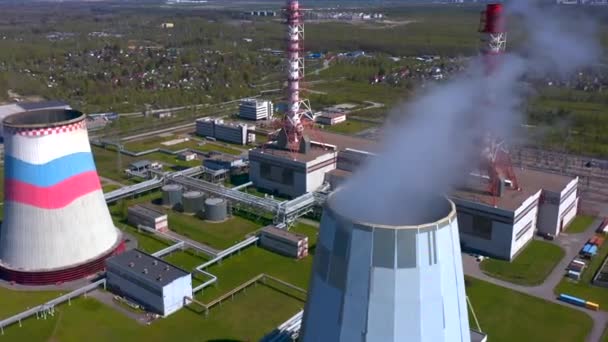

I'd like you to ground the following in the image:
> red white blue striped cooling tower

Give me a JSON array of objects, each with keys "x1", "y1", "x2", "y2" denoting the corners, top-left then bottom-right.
[{"x1": 0, "y1": 109, "x2": 124, "y2": 285}]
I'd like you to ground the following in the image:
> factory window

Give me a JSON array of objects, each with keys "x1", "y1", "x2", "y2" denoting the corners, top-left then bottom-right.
[
  {"x1": 261, "y1": 163, "x2": 272, "y2": 179},
  {"x1": 282, "y1": 168, "x2": 294, "y2": 185},
  {"x1": 471, "y1": 216, "x2": 493, "y2": 240},
  {"x1": 397, "y1": 230, "x2": 417, "y2": 268}
]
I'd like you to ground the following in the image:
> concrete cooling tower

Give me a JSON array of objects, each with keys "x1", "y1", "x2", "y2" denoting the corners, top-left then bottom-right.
[
  {"x1": 0, "y1": 109, "x2": 124, "y2": 285},
  {"x1": 301, "y1": 195, "x2": 472, "y2": 342}
]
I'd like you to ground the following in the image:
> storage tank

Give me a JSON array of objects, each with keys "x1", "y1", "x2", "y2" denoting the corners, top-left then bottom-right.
[
  {"x1": 300, "y1": 194, "x2": 471, "y2": 342},
  {"x1": 182, "y1": 191, "x2": 205, "y2": 214},
  {"x1": 205, "y1": 198, "x2": 228, "y2": 222},
  {"x1": 162, "y1": 184, "x2": 183, "y2": 208},
  {"x1": 0, "y1": 109, "x2": 124, "y2": 285}
]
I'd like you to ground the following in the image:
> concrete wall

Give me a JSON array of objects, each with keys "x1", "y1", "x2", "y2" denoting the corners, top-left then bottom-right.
[
  {"x1": 559, "y1": 178, "x2": 579, "y2": 231},
  {"x1": 537, "y1": 192, "x2": 559, "y2": 236},
  {"x1": 107, "y1": 270, "x2": 165, "y2": 314},
  {"x1": 162, "y1": 274, "x2": 192, "y2": 316},
  {"x1": 510, "y1": 193, "x2": 540, "y2": 259}
]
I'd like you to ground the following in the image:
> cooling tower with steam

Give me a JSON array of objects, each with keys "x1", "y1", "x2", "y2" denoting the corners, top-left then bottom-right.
[
  {"x1": 301, "y1": 195, "x2": 472, "y2": 341},
  {"x1": 0, "y1": 109, "x2": 124, "y2": 285}
]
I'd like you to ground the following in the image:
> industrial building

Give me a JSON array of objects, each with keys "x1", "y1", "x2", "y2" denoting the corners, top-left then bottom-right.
[
  {"x1": 195, "y1": 118, "x2": 255, "y2": 145},
  {"x1": 452, "y1": 169, "x2": 579, "y2": 260},
  {"x1": 203, "y1": 154, "x2": 246, "y2": 171},
  {"x1": 249, "y1": 143, "x2": 337, "y2": 198},
  {"x1": 177, "y1": 151, "x2": 197, "y2": 161},
  {"x1": 127, "y1": 205, "x2": 168, "y2": 232},
  {"x1": 106, "y1": 249, "x2": 192, "y2": 317},
  {"x1": 316, "y1": 112, "x2": 346, "y2": 126},
  {"x1": 239, "y1": 99, "x2": 274, "y2": 121},
  {"x1": 301, "y1": 194, "x2": 482, "y2": 341},
  {"x1": 0, "y1": 109, "x2": 124, "y2": 285},
  {"x1": 0, "y1": 100, "x2": 71, "y2": 138},
  {"x1": 260, "y1": 225, "x2": 308, "y2": 259}
]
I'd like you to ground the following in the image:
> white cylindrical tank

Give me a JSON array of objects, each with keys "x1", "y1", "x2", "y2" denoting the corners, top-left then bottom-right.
[
  {"x1": 204, "y1": 198, "x2": 228, "y2": 222},
  {"x1": 0, "y1": 109, "x2": 123, "y2": 285},
  {"x1": 301, "y1": 195, "x2": 471, "y2": 342}
]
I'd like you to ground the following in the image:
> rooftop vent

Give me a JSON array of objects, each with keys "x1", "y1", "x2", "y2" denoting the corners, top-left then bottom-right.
[
  {"x1": 143, "y1": 268, "x2": 148, "y2": 274},
  {"x1": 153, "y1": 260, "x2": 158, "y2": 266},
  {"x1": 157, "y1": 276, "x2": 163, "y2": 282},
  {"x1": 128, "y1": 262, "x2": 135, "y2": 268},
  {"x1": 136, "y1": 253, "x2": 142, "y2": 258},
  {"x1": 165, "y1": 265, "x2": 170, "y2": 271}
]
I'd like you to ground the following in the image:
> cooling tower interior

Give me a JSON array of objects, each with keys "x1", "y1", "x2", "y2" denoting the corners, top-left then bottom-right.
[
  {"x1": 300, "y1": 194, "x2": 470, "y2": 342},
  {"x1": 0, "y1": 109, "x2": 124, "y2": 285}
]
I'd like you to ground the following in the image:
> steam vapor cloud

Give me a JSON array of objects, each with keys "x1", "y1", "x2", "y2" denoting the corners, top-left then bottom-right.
[{"x1": 331, "y1": 0, "x2": 600, "y2": 226}]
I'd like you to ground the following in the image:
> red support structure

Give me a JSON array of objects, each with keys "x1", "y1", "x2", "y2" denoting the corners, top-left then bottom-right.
[{"x1": 476, "y1": 4, "x2": 520, "y2": 206}]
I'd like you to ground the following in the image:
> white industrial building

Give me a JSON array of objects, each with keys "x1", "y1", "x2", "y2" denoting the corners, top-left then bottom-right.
[
  {"x1": 106, "y1": 249, "x2": 192, "y2": 317},
  {"x1": 195, "y1": 118, "x2": 255, "y2": 145},
  {"x1": 239, "y1": 99, "x2": 273, "y2": 121},
  {"x1": 316, "y1": 112, "x2": 346, "y2": 126},
  {"x1": 452, "y1": 169, "x2": 579, "y2": 260},
  {"x1": 249, "y1": 144, "x2": 337, "y2": 198}
]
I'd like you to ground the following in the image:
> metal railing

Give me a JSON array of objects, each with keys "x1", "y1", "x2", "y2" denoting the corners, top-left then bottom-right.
[{"x1": 0, "y1": 279, "x2": 107, "y2": 334}]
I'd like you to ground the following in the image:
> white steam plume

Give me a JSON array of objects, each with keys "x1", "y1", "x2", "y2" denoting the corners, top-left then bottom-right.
[{"x1": 331, "y1": 1, "x2": 600, "y2": 226}]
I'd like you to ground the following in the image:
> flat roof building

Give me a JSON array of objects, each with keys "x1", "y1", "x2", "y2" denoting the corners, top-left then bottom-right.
[
  {"x1": 316, "y1": 112, "x2": 346, "y2": 126},
  {"x1": 127, "y1": 205, "x2": 169, "y2": 232},
  {"x1": 196, "y1": 118, "x2": 255, "y2": 145},
  {"x1": 451, "y1": 168, "x2": 579, "y2": 260},
  {"x1": 106, "y1": 249, "x2": 192, "y2": 316},
  {"x1": 260, "y1": 225, "x2": 308, "y2": 259},
  {"x1": 239, "y1": 99, "x2": 273, "y2": 121}
]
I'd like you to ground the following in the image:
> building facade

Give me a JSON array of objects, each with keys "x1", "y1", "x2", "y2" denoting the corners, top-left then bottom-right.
[
  {"x1": 249, "y1": 147, "x2": 337, "y2": 198},
  {"x1": 127, "y1": 205, "x2": 169, "y2": 232},
  {"x1": 106, "y1": 249, "x2": 192, "y2": 317},
  {"x1": 537, "y1": 177, "x2": 579, "y2": 237},
  {"x1": 239, "y1": 99, "x2": 273, "y2": 121},
  {"x1": 316, "y1": 112, "x2": 346, "y2": 126},
  {"x1": 195, "y1": 118, "x2": 254, "y2": 145},
  {"x1": 260, "y1": 225, "x2": 308, "y2": 259}
]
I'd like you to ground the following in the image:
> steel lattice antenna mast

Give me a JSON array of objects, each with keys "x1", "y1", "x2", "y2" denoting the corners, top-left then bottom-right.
[
  {"x1": 280, "y1": 0, "x2": 311, "y2": 151},
  {"x1": 478, "y1": 3, "x2": 520, "y2": 205}
]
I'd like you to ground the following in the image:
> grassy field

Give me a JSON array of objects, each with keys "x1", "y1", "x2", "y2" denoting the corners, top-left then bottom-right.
[
  {"x1": 167, "y1": 213, "x2": 262, "y2": 250},
  {"x1": 466, "y1": 277, "x2": 592, "y2": 342},
  {"x1": 102, "y1": 184, "x2": 121, "y2": 193},
  {"x1": 555, "y1": 234, "x2": 608, "y2": 311},
  {"x1": 567, "y1": 215, "x2": 596, "y2": 234},
  {"x1": 0, "y1": 285, "x2": 303, "y2": 342},
  {"x1": 0, "y1": 287, "x2": 59, "y2": 318},
  {"x1": 92, "y1": 146, "x2": 135, "y2": 182},
  {"x1": 241, "y1": 186, "x2": 290, "y2": 201},
  {"x1": 196, "y1": 142, "x2": 243, "y2": 156},
  {"x1": 480, "y1": 241, "x2": 565, "y2": 286},
  {"x1": 323, "y1": 120, "x2": 378, "y2": 135}
]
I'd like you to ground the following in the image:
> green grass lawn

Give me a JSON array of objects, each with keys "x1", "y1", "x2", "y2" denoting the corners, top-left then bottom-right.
[
  {"x1": 480, "y1": 240, "x2": 565, "y2": 286},
  {"x1": 0, "y1": 287, "x2": 60, "y2": 318},
  {"x1": 241, "y1": 186, "x2": 290, "y2": 201},
  {"x1": 323, "y1": 120, "x2": 377, "y2": 135},
  {"x1": 102, "y1": 184, "x2": 121, "y2": 193},
  {"x1": 196, "y1": 142, "x2": 243, "y2": 155},
  {"x1": 167, "y1": 213, "x2": 262, "y2": 250},
  {"x1": 0, "y1": 285, "x2": 303, "y2": 342},
  {"x1": 466, "y1": 277, "x2": 592, "y2": 342},
  {"x1": 555, "y1": 234, "x2": 608, "y2": 311},
  {"x1": 92, "y1": 146, "x2": 135, "y2": 183},
  {"x1": 566, "y1": 215, "x2": 596, "y2": 234}
]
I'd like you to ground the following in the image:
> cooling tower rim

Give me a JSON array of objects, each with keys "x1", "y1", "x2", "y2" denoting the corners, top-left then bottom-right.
[
  {"x1": 162, "y1": 184, "x2": 183, "y2": 190},
  {"x1": 0, "y1": 228, "x2": 123, "y2": 272},
  {"x1": 325, "y1": 193, "x2": 456, "y2": 230},
  {"x1": 3, "y1": 109, "x2": 84, "y2": 129},
  {"x1": 183, "y1": 191, "x2": 204, "y2": 198}
]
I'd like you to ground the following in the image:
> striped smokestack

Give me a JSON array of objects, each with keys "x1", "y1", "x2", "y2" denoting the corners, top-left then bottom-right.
[{"x1": 0, "y1": 109, "x2": 124, "y2": 285}]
